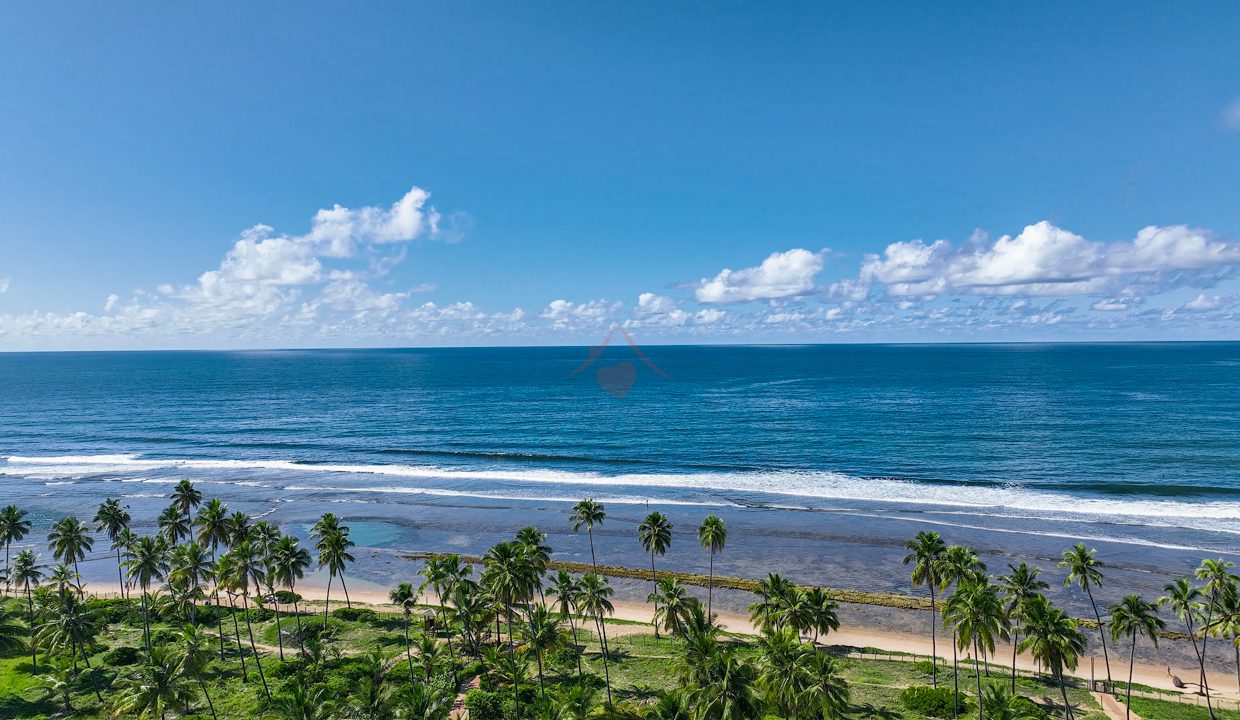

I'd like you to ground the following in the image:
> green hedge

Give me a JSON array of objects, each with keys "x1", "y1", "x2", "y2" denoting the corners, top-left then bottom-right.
[{"x1": 899, "y1": 685, "x2": 972, "y2": 718}]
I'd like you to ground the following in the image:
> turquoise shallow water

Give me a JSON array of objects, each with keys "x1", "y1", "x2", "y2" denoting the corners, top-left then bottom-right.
[{"x1": 1, "y1": 343, "x2": 1238, "y2": 598}]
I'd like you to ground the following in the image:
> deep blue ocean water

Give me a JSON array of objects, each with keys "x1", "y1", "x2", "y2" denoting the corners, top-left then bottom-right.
[{"x1": 2, "y1": 343, "x2": 1239, "y2": 596}]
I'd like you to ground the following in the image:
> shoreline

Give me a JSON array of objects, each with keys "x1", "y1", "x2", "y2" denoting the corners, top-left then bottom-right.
[{"x1": 75, "y1": 579, "x2": 1231, "y2": 701}]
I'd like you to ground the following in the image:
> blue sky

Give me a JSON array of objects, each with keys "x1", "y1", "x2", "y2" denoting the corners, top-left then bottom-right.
[{"x1": 1, "y1": 2, "x2": 1239, "y2": 349}]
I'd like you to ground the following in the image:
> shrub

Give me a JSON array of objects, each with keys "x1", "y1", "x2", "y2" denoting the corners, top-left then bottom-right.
[
  {"x1": 102, "y1": 646, "x2": 141, "y2": 666},
  {"x1": 87, "y1": 598, "x2": 142, "y2": 625},
  {"x1": 274, "y1": 590, "x2": 301, "y2": 605},
  {"x1": 246, "y1": 607, "x2": 276, "y2": 623},
  {"x1": 1010, "y1": 696, "x2": 1049, "y2": 720},
  {"x1": 899, "y1": 685, "x2": 971, "y2": 718},
  {"x1": 150, "y1": 628, "x2": 177, "y2": 646},
  {"x1": 465, "y1": 689, "x2": 506, "y2": 720},
  {"x1": 330, "y1": 607, "x2": 379, "y2": 623},
  {"x1": 912, "y1": 660, "x2": 937, "y2": 675}
]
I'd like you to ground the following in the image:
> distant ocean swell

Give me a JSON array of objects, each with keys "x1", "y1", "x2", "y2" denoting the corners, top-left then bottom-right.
[{"x1": 4, "y1": 453, "x2": 1239, "y2": 529}]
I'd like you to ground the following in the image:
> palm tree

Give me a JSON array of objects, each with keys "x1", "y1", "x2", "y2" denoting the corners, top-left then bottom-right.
[
  {"x1": 126, "y1": 535, "x2": 170, "y2": 651},
  {"x1": 903, "y1": 530, "x2": 947, "y2": 688},
  {"x1": 940, "y1": 544, "x2": 985, "y2": 707},
  {"x1": 570, "y1": 499, "x2": 606, "y2": 571},
  {"x1": 158, "y1": 505, "x2": 191, "y2": 547},
  {"x1": 1109, "y1": 594, "x2": 1164, "y2": 719},
  {"x1": 312, "y1": 513, "x2": 356, "y2": 620},
  {"x1": 272, "y1": 681, "x2": 336, "y2": 720},
  {"x1": 213, "y1": 550, "x2": 250, "y2": 683},
  {"x1": 803, "y1": 587, "x2": 840, "y2": 644},
  {"x1": 110, "y1": 645, "x2": 196, "y2": 720},
  {"x1": 1160, "y1": 578, "x2": 1206, "y2": 693},
  {"x1": 944, "y1": 576, "x2": 1009, "y2": 720},
  {"x1": 999, "y1": 562, "x2": 1049, "y2": 692},
  {"x1": 1195, "y1": 557, "x2": 1236, "y2": 718},
  {"x1": 578, "y1": 571, "x2": 615, "y2": 705},
  {"x1": 390, "y1": 582, "x2": 420, "y2": 684},
  {"x1": 690, "y1": 649, "x2": 764, "y2": 720},
  {"x1": 650, "y1": 578, "x2": 695, "y2": 637},
  {"x1": 698, "y1": 515, "x2": 727, "y2": 622},
  {"x1": 93, "y1": 498, "x2": 131, "y2": 597},
  {"x1": 227, "y1": 540, "x2": 272, "y2": 699},
  {"x1": 168, "y1": 541, "x2": 212, "y2": 625},
  {"x1": 799, "y1": 651, "x2": 850, "y2": 719},
  {"x1": 517, "y1": 525, "x2": 552, "y2": 600},
  {"x1": 226, "y1": 510, "x2": 253, "y2": 546},
  {"x1": 194, "y1": 497, "x2": 230, "y2": 659},
  {"x1": 115, "y1": 527, "x2": 138, "y2": 599},
  {"x1": 34, "y1": 589, "x2": 103, "y2": 682},
  {"x1": 981, "y1": 685, "x2": 1043, "y2": 720},
  {"x1": 272, "y1": 535, "x2": 312, "y2": 657},
  {"x1": 0, "y1": 504, "x2": 32, "y2": 597},
  {"x1": 638, "y1": 511, "x2": 673, "y2": 638},
  {"x1": 550, "y1": 569, "x2": 585, "y2": 679},
  {"x1": 1019, "y1": 594, "x2": 1086, "y2": 720},
  {"x1": 412, "y1": 631, "x2": 443, "y2": 683},
  {"x1": 757, "y1": 627, "x2": 809, "y2": 716},
  {"x1": 483, "y1": 539, "x2": 536, "y2": 716},
  {"x1": 175, "y1": 624, "x2": 218, "y2": 720},
  {"x1": 0, "y1": 604, "x2": 26, "y2": 656},
  {"x1": 47, "y1": 515, "x2": 93, "y2": 595},
  {"x1": 749, "y1": 572, "x2": 793, "y2": 632},
  {"x1": 13, "y1": 549, "x2": 44, "y2": 668},
  {"x1": 523, "y1": 602, "x2": 565, "y2": 699},
  {"x1": 1058, "y1": 544, "x2": 1111, "y2": 685},
  {"x1": 171, "y1": 479, "x2": 202, "y2": 522},
  {"x1": 41, "y1": 660, "x2": 77, "y2": 715}
]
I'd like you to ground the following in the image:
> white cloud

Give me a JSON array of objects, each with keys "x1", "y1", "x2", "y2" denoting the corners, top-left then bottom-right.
[
  {"x1": 861, "y1": 221, "x2": 1240, "y2": 298},
  {"x1": 1223, "y1": 97, "x2": 1240, "y2": 132},
  {"x1": 1182, "y1": 293, "x2": 1223, "y2": 312},
  {"x1": 540, "y1": 299, "x2": 622, "y2": 330},
  {"x1": 695, "y1": 249, "x2": 824, "y2": 303},
  {"x1": 0, "y1": 278, "x2": 9, "y2": 294},
  {"x1": 694, "y1": 308, "x2": 726, "y2": 324},
  {"x1": 104, "y1": 294, "x2": 119, "y2": 312}
]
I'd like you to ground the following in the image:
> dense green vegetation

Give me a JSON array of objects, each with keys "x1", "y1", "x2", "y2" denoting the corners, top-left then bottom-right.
[{"x1": 0, "y1": 488, "x2": 1230, "y2": 719}]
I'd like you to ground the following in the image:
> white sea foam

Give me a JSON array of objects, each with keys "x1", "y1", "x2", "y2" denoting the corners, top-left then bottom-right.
[{"x1": 6, "y1": 453, "x2": 1238, "y2": 524}]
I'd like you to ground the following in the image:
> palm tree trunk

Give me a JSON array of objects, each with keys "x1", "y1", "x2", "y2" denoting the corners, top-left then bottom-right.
[
  {"x1": 650, "y1": 550, "x2": 659, "y2": 640},
  {"x1": 115, "y1": 547, "x2": 124, "y2": 601},
  {"x1": 951, "y1": 629, "x2": 959, "y2": 720},
  {"x1": 242, "y1": 592, "x2": 271, "y2": 699},
  {"x1": 587, "y1": 529, "x2": 597, "y2": 572},
  {"x1": 211, "y1": 545, "x2": 225, "y2": 661},
  {"x1": 506, "y1": 600, "x2": 518, "y2": 718},
  {"x1": 228, "y1": 593, "x2": 249, "y2": 682},
  {"x1": 1057, "y1": 669, "x2": 1074, "y2": 720},
  {"x1": 707, "y1": 549, "x2": 715, "y2": 623},
  {"x1": 199, "y1": 678, "x2": 218, "y2": 720},
  {"x1": 536, "y1": 650, "x2": 545, "y2": 700},
  {"x1": 567, "y1": 613, "x2": 583, "y2": 681},
  {"x1": 930, "y1": 582, "x2": 939, "y2": 688},
  {"x1": 273, "y1": 595, "x2": 284, "y2": 661},
  {"x1": 1085, "y1": 585, "x2": 1111, "y2": 684},
  {"x1": 1202, "y1": 592, "x2": 1217, "y2": 720},
  {"x1": 596, "y1": 612, "x2": 612, "y2": 706},
  {"x1": 323, "y1": 573, "x2": 333, "y2": 628},
  {"x1": 141, "y1": 584, "x2": 152, "y2": 652},
  {"x1": 1126, "y1": 634, "x2": 1136, "y2": 720},
  {"x1": 4, "y1": 541, "x2": 10, "y2": 597},
  {"x1": 404, "y1": 614, "x2": 416, "y2": 686},
  {"x1": 339, "y1": 571, "x2": 352, "y2": 608},
  {"x1": 974, "y1": 637, "x2": 984, "y2": 720},
  {"x1": 1011, "y1": 628, "x2": 1020, "y2": 693},
  {"x1": 25, "y1": 583, "x2": 37, "y2": 670}
]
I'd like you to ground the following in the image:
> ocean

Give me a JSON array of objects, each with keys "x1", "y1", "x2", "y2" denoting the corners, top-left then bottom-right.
[{"x1": 2, "y1": 343, "x2": 1238, "y2": 609}]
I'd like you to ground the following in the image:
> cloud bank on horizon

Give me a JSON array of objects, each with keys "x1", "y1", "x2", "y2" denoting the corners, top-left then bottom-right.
[{"x1": 1, "y1": 185, "x2": 1239, "y2": 350}]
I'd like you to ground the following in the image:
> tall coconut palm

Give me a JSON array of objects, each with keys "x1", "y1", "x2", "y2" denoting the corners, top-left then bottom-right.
[
  {"x1": 168, "y1": 541, "x2": 212, "y2": 625},
  {"x1": 803, "y1": 587, "x2": 840, "y2": 644},
  {"x1": 13, "y1": 550, "x2": 44, "y2": 669},
  {"x1": 47, "y1": 515, "x2": 93, "y2": 595},
  {"x1": 312, "y1": 513, "x2": 355, "y2": 620},
  {"x1": 390, "y1": 582, "x2": 420, "y2": 684},
  {"x1": 550, "y1": 569, "x2": 585, "y2": 679},
  {"x1": 689, "y1": 649, "x2": 764, "y2": 720},
  {"x1": 903, "y1": 530, "x2": 947, "y2": 687},
  {"x1": 227, "y1": 540, "x2": 271, "y2": 700},
  {"x1": 1159, "y1": 578, "x2": 1206, "y2": 692},
  {"x1": 158, "y1": 504, "x2": 191, "y2": 547},
  {"x1": 749, "y1": 572, "x2": 793, "y2": 632},
  {"x1": 271, "y1": 535, "x2": 312, "y2": 657},
  {"x1": 175, "y1": 624, "x2": 219, "y2": 720},
  {"x1": 171, "y1": 479, "x2": 203, "y2": 522},
  {"x1": 1109, "y1": 594, "x2": 1164, "y2": 719},
  {"x1": 570, "y1": 499, "x2": 607, "y2": 572},
  {"x1": 757, "y1": 627, "x2": 809, "y2": 716},
  {"x1": 517, "y1": 526, "x2": 552, "y2": 600},
  {"x1": 638, "y1": 511, "x2": 673, "y2": 639},
  {"x1": 34, "y1": 589, "x2": 103, "y2": 683},
  {"x1": 698, "y1": 515, "x2": 727, "y2": 622},
  {"x1": 482, "y1": 540, "x2": 537, "y2": 716},
  {"x1": 126, "y1": 534, "x2": 170, "y2": 651},
  {"x1": 999, "y1": 562, "x2": 1049, "y2": 692},
  {"x1": 1195, "y1": 557, "x2": 1236, "y2": 719},
  {"x1": 650, "y1": 578, "x2": 695, "y2": 637},
  {"x1": 93, "y1": 498, "x2": 131, "y2": 598},
  {"x1": 523, "y1": 602, "x2": 565, "y2": 700},
  {"x1": 0, "y1": 505, "x2": 32, "y2": 598},
  {"x1": 1019, "y1": 594, "x2": 1086, "y2": 720},
  {"x1": 212, "y1": 550, "x2": 249, "y2": 683},
  {"x1": 944, "y1": 576, "x2": 1009, "y2": 720},
  {"x1": 115, "y1": 528, "x2": 138, "y2": 599},
  {"x1": 110, "y1": 645, "x2": 195, "y2": 720},
  {"x1": 940, "y1": 545, "x2": 985, "y2": 708},
  {"x1": 1058, "y1": 544, "x2": 1111, "y2": 685},
  {"x1": 578, "y1": 571, "x2": 615, "y2": 705},
  {"x1": 194, "y1": 498, "x2": 230, "y2": 657}
]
